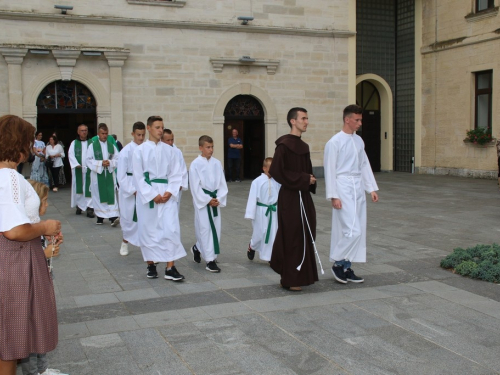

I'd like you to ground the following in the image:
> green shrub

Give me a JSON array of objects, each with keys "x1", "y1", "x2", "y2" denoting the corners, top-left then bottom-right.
[{"x1": 441, "y1": 244, "x2": 500, "y2": 283}]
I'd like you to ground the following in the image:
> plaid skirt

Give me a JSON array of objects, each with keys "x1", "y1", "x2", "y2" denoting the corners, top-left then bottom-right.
[{"x1": 0, "y1": 235, "x2": 58, "y2": 360}]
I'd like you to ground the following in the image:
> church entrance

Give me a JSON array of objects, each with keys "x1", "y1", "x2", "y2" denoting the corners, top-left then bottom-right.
[
  {"x1": 356, "y1": 80, "x2": 381, "y2": 172},
  {"x1": 36, "y1": 80, "x2": 97, "y2": 184},
  {"x1": 223, "y1": 95, "x2": 265, "y2": 180}
]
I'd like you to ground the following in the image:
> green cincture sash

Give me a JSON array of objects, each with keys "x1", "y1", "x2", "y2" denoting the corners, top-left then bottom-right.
[
  {"x1": 74, "y1": 139, "x2": 92, "y2": 197},
  {"x1": 202, "y1": 188, "x2": 220, "y2": 255},
  {"x1": 126, "y1": 172, "x2": 138, "y2": 222},
  {"x1": 257, "y1": 202, "x2": 277, "y2": 244},
  {"x1": 92, "y1": 138, "x2": 115, "y2": 205},
  {"x1": 144, "y1": 172, "x2": 168, "y2": 208}
]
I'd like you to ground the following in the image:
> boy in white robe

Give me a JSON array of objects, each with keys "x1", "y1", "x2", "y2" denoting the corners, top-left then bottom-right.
[
  {"x1": 68, "y1": 124, "x2": 94, "y2": 218},
  {"x1": 244, "y1": 157, "x2": 281, "y2": 262},
  {"x1": 189, "y1": 135, "x2": 228, "y2": 273},
  {"x1": 162, "y1": 129, "x2": 188, "y2": 208},
  {"x1": 132, "y1": 116, "x2": 186, "y2": 281},
  {"x1": 117, "y1": 121, "x2": 146, "y2": 256},
  {"x1": 324, "y1": 104, "x2": 379, "y2": 284},
  {"x1": 86, "y1": 123, "x2": 120, "y2": 225}
]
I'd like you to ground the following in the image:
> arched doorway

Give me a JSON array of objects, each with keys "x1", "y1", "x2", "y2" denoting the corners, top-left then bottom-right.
[
  {"x1": 223, "y1": 95, "x2": 265, "y2": 180},
  {"x1": 356, "y1": 80, "x2": 381, "y2": 172},
  {"x1": 36, "y1": 80, "x2": 97, "y2": 184}
]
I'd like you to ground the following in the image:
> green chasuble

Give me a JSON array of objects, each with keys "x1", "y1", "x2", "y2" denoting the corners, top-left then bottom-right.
[
  {"x1": 74, "y1": 138, "x2": 92, "y2": 197},
  {"x1": 92, "y1": 137, "x2": 116, "y2": 205}
]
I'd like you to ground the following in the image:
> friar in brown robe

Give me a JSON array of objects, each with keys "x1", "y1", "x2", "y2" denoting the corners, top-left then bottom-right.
[{"x1": 269, "y1": 107, "x2": 318, "y2": 290}]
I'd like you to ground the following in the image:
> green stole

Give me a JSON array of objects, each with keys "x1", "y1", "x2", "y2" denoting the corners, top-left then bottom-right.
[
  {"x1": 202, "y1": 189, "x2": 220, "y2": 254},
  {"x1": 256, "y1": 202, "x2": 277, "y2": 244},
  {"x1": 74, "y1": 138, "x2": 92, "y2": 197},
  {"x1": 92, "y1": 138, "x2": 116, "y2": 205}
]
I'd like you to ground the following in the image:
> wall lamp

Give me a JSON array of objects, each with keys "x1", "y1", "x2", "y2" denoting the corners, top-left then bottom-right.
[
  {"x1": 54, "y1": 5, "x2": 73, "y2": 14},
  {"x1": 239, "y1": 56, "x2": 256, "y2": 62},
  {"x1": 237, "y1": 16, "x2": 254, "y2": 25}
]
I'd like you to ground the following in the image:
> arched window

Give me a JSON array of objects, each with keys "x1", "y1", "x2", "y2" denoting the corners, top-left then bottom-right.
[
  {"x1": 37, "y1": 81, "x2": 96, "y2": 113},
  {"x1": 224, "y1": 95, "x2": 264, "y2": 118}
]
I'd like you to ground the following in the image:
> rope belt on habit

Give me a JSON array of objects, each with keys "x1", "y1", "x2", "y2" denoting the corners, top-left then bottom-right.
[
  {"x1": 126, "y1": 172, "x2": 138, "y2": 222},
  {"x1": 203, "y1": 188, "x2": 219, "y2": 254},
  {"x1": 256, "y1": 202, "x2": 277, "y2": 244},
  {"x1": 144, "y1": 172, "x2": 168, "y2": 208}
]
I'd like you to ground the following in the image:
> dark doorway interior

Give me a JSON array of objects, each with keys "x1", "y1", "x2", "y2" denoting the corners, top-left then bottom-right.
[
  {"x1": 37, "y1": 80, "x2": 97, "y2": 185},
  {"x1": 356, "y1": 81, "x2": 381, "y2": 172},
  {"x1": 223, "y1": 95, "x2": 265, "y2": 180}
]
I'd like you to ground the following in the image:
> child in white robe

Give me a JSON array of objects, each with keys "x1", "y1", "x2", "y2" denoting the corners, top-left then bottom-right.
[
  {"x1": 189, "y1": 135, "x2": 228, "y2": 273},
  {"x1": 162, "y1": 129, "x2": 189, "y2": 209},
  {"x1": 245, "y1": 157, "x2": 281, "y2": 262},
  {"x1": 117, "y1": 121, "x2": 146, "y2": 256},
  {"x1": 132, "y1": 116, "x2": 186, "y2": 281},
  {"x1": 86, "y1": 123, "x2": 120, "y2": 225}
]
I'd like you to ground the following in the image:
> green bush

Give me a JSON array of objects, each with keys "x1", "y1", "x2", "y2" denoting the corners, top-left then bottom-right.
[{"x1": 440, "y1": 243, "x2": 500, "y2": 283}]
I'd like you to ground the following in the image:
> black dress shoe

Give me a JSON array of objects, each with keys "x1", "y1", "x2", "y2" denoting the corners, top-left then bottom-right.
[
  {"x1": 87, "y1": 209, "x2": 95, "y2": 218},
  {"x1": 76, "y1": 207, "x2": 82, "y2": 215}
]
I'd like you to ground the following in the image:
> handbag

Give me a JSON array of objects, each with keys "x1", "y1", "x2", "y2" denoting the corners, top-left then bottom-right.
[{"x1": 45, "y1": 158, "x2": 53, "y2": 169}]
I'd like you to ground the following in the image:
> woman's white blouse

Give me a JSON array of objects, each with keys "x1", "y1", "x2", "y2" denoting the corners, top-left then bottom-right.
[
  {"x1": 45, "y1": 144, "x2": 65, "y2": 168},
  {"x1": 0, "y1": 169, "x2": 33, "y2": 232}
]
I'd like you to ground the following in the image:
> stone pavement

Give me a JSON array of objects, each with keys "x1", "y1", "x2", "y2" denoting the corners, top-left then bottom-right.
[{"x1": 20, "y1": 173, "x2": 500, "y2": 375}]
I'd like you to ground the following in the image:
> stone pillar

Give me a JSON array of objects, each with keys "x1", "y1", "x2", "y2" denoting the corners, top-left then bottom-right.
[
  {"x1": 0, "y1": 48, "x2": 28, "y2": 116},
  {"x1": 265, "y1": 117, "x2": 278, "y2": 159},
  {"x1": 52, "y1": 50, "x2": 81, "y2": 81},
  {"x1": 213, "y1": 116, "x2": 225, "y2": 167},
  {"x1": 105, "y1": 52, "x2": 129, "y2": 145}
]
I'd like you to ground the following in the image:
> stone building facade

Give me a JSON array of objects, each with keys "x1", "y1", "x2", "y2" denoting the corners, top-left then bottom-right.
[{"x1": 0, "y1": 0, "x2": 356, "y2": 178}]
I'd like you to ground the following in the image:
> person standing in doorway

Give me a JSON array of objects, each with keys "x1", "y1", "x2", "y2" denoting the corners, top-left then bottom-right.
[
  {"x1": 324, "y1": 104, "x2": 379, "y2": 285},
  {"x1": 45, "y1": 135, "x2": 65, "y2": 192},
  {"x1": 227, "y1": 129, "x2": 243, "y2": 182}
]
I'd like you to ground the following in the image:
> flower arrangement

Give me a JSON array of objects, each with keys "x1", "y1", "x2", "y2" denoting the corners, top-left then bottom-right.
[{"x1": 464, "y1": 127, "x2": 493, "y2": 145}]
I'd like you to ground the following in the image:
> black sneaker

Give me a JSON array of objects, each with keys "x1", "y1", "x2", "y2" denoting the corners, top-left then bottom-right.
[
  {"x1": 87, "y1": 209, "x2": 95, "y2": 218},
  {"x1": 110, "y1": 217, "x2": 120, "y2": 227},
  {"x1": 345, "y1": 268, "x2": 364, "y2": 283},
  {"x1": 331, "y1": 265, "x2": 347, "y2": 284},
  {"x1": 164, "y1": 266, "x2": 185, "y2": 281},
  {"x1": 96, "y1": 217, "x2": 104, "y2": 225},
  {"x1": 247, "y1": 243, "x2": 255, "y2": 260},
  {"x1": 206, "y1": 261, "x2": 221, "y2": 273},
  {"x1": 147, "y1": 263, "x2": 158, "y2": 279},
  {"x1": 191, "y1": 245, "x2": 201, "y2": 263},
  {"x1": 76, "y1": 207, "x2": 82, "y2": 215}
]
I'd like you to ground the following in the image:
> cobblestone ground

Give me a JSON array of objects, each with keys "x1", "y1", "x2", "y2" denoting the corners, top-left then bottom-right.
[{"x1": 19, "y1": 173, "x2": 500, "y2": 375}]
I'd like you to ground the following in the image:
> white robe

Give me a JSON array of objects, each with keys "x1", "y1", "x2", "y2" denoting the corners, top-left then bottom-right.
[
  {"x1": 189, "y1": 155, "x2": 228, "y2": 262},
  {"x1": 86, "y1": 140, "x2": 120, "y2": 219},
  {"x1": 68, "y1": 139, "x2": 93, "y2": 210},
  {"x1": 117, "y1": 141, "x2": 139, "y2": 246},
  {"x1": 324, "y1": 131, "x2": 379, "y2": 263},
  {"x1": 244, "y1": 173, "x2": 281, "y2": 261},
  {"x1": 132, "y1": 140, "x2": 185, "y2": 262},
  {"x1": 173, "y1": 144, "x2": 189, "y2": 209}
]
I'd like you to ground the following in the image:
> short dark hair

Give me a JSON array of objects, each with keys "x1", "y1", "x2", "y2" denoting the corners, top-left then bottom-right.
[
  {"x1": 36, "y1": 130, "x2": 43, "y2": 137},
  {"x1": 77, "y1": 124, "x2": 88, "y2": 131},
  {"x1": 199, "y1": 135, "x2": 213, "y2": 146},
  {"x1": 133, "y1": 121, "x2": 146, "y2": 132},
  {"x1": 147, "y1": 116, "x2": 163, "y2": 126},
  {"x1": 98, "y1": 123, "x2": 109, "y2": 132},
  {"x1": 287, "y1": 107, "x2": 308, "y2": 127},
  {"x1": 163, "y1": 128, "x2": 172, "y2": 135},
  {"x1": 0, "y1": 115, "x2": 35, "y2": 163},
  {"x1": 49, "y1": 135, "x2": 58, "y2": 145},
  {"x1": 343, "y1": 104, "x2": 363, "y2": 121}
]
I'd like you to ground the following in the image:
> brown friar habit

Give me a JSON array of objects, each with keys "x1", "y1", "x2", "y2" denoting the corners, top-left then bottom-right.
[{"x1": 269, "y1": 134, "x2": 318, "y2": 287}]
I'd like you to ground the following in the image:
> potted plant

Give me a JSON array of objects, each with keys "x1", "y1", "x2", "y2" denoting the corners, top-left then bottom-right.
[{"x1": 464, "y1": 127, "x2": 495, "y2": 146}]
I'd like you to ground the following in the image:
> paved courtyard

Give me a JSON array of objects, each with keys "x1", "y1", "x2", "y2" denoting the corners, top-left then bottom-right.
[{"x1": 21, "y1": 173, "x2": 500, "y2": 375}]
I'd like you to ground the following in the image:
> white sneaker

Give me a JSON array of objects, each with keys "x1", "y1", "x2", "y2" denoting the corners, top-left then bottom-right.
[
  {"x1": 120, "y1": 242, "x2": 129, "y2": 256},
  {"x1": 39, "y1": 369, "x2": 69, "y2": 375}
]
